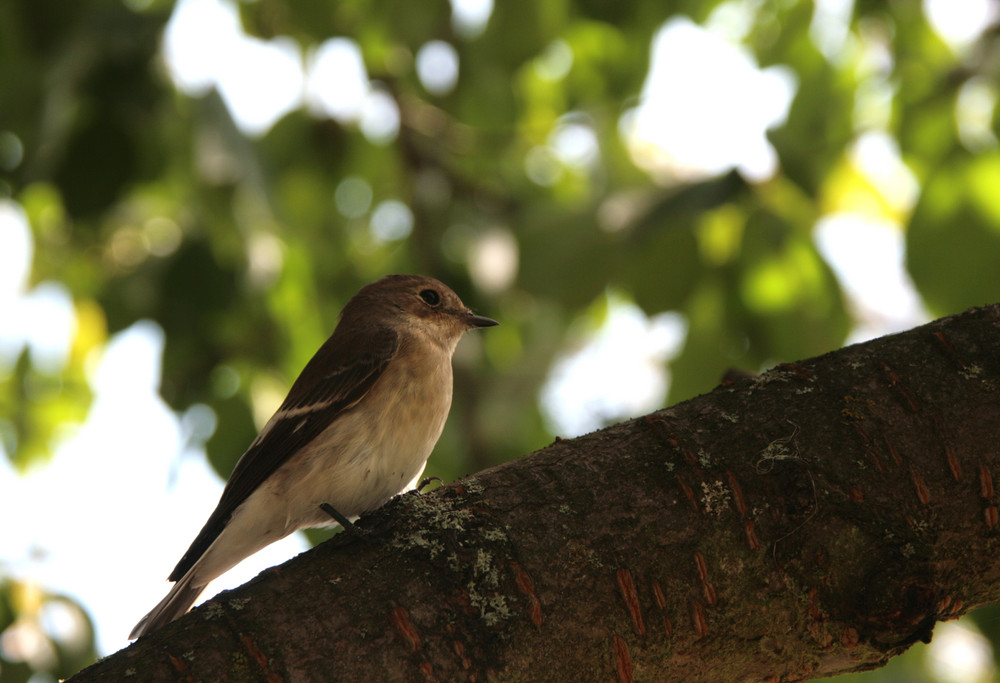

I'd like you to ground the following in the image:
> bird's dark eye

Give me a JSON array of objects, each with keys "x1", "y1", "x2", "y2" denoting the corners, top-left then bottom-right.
[{"x1": 419, "y1": 289, "x2": 441, "y2": 306}]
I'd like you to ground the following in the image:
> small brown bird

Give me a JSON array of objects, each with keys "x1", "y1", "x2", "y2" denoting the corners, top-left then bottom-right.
[{"x1": 130, "y1": 274, "x2": 497, "y2": 638}]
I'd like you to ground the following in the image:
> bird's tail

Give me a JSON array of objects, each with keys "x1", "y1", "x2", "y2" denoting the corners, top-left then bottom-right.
[{"x1": 129, "y1": 570, "x2": 204, "y2": 640}]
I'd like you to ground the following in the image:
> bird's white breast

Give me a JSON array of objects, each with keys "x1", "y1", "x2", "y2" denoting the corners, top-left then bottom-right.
[{"x1": 223, "y1": 341, "x2": 454, "y2": 555}]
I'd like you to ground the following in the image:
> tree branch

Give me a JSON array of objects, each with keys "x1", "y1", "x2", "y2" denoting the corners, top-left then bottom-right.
[{"x1": 73, "y1": 305, "x2": 1000, "y2": 682}]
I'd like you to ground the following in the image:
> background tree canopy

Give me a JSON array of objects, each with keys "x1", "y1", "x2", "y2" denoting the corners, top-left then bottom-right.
[{"x1": 1, "y1": 0, "x2": 998, "y2": 680}]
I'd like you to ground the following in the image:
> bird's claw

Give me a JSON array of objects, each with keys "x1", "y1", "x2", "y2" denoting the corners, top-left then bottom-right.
[{"x1": 416, "y1": 476, "x2": 443, "y2": 493}]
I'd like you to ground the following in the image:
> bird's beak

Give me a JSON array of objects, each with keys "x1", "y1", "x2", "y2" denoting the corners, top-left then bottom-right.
[{"x1": 465, "y1": 312, "x2": 499, "y2": 328}]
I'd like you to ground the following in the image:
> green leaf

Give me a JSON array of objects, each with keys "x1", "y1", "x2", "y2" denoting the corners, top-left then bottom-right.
[
  {"x1": 205, "y1": 393, "x2": 259, "y2": 481},
  {"x1": 907, "y1": 151, "x2": 1000, "y2": 315}
]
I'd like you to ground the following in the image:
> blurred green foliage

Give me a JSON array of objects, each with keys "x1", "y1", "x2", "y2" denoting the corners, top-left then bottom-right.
[
  {"x1": 0, "y1": 579, "x2": 97, "y2": 683},
  {"x1": 1, "y1": 0, "x2": 999, "y2": 679}
]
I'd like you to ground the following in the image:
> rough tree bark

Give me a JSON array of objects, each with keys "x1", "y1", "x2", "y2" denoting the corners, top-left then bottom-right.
[{"x1": 73, "y1": 305, "x2": 1000, "y2": 682}]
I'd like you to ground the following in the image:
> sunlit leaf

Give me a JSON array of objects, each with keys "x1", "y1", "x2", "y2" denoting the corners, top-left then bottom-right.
[{"x1": 907, "y1": 151, "x2": 1000, "y2": 315}]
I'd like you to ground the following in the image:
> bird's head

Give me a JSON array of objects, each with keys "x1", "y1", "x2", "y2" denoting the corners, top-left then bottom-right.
[{"x1": 342, "y1": 274, "x2": 497, "y2": 350}]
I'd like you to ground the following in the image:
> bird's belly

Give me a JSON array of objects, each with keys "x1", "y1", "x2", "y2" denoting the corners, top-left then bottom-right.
[
  {"x1": 262, "y1": 367, "x2": 451, "y2": 527},
  {"x1": 195, "y1": 354, "x2": 453, "y2": 583}
]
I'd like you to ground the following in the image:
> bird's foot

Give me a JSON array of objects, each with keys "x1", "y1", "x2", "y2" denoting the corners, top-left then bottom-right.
[
  {"x1": 319, "y1": 503, "x2": 365, "y2": 538},
  {"x1": 415, "y1": 476, "x2": 443, "y2": 493}
]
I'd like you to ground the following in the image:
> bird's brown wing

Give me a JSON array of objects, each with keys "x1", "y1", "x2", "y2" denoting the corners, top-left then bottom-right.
[{"x1": 168, "y1": 327, "x2": 400, "y2": 581}]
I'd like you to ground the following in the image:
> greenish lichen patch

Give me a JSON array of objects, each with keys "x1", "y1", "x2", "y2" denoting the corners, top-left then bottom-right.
[
  {"x1": 389, "y1": 485, "x2": 518, "y2": 631},
  {"x1": 698, "y1": 450, "x2": 713, "y2": 468},
  {"x1": 960, "y1": 364, "x2": 983, "y2": 380},
  {"x1": 701, "y1": 480, "x2": 732, "y2": 516},
  {"x1": 461, "y1": 477, "x2": 485, "y2": 495},
  {"x1": 201, "y1": 602, "x2": 226, "y2": 621},
  {"x1": 227, "y1": 597, "x2": 251, "y2": 611},
  {"x1": 466, "y1": 543, "x2": 514, "y2": 626}
]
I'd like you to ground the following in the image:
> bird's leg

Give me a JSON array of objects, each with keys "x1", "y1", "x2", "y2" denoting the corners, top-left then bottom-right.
[
  {"x1": 416, "y1": 476, "x2": 443, "y2": 493},
  {"x1": 319, "y1": 503, "x2": 360, "y2": 536}
]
